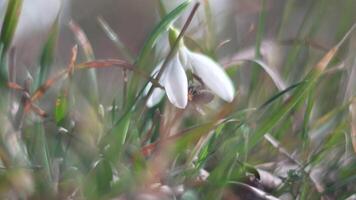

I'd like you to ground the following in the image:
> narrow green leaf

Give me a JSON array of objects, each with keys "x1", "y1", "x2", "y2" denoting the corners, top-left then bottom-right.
[
  {"x1": 103, "y1": 112, "x2": 131, "y2": 163},
  {"x1": 136, "y1": 0, "x2": 190, "y2": 67},
  {"x1": 35, "y1": 17, "x2": 59, "y2": 89},
  {"x1": 0, "y1": 0, "x2": 23, "y2": 53},
  {"x1": 83, "y1": 158, "x2": 113, "y2": 198},
  {"x1": 301, "y1": 88, "x2": 315, "y2": 146},
  {"x1": 196, "y1": 123, "x2": 225, "y2": 168},
  {"x1": 250, "y1": 0, "x2": 266, "y2": 91},
  {"x1": 25, "y1": 123, "x2": 53, "y2": 187},
  {"x1": 97, "y1": 17, "x2": 134, "y2": 63},
  {"x1": 0, "y1": 0, "x2": 23, "y2": 82},
  {"x1": 351, "y1": 101, "x2": 356, "y2": 154},
  {"x1": 259, "y1": 81, "x2": 304, "y2": 109}
]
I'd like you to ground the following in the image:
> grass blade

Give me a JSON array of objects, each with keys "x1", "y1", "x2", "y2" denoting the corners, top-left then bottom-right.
[
  {"x1": 244, "y1": 23, "x2": 356, "y2": 153},
  {"x1": 0, "y1": 0, "x2": 22, "y2": 53},
  {"x1": 35, "y1": 17, "x2": 59, "y2": 89},
  {"x1": 259, "y1": 81, "x2": 304, "y2": 109},
  {"x1": 227, "y1": 59, "x2": 287, "y2": 91},
  {"x1": 102, "y1": 112, "x2": 131, "y2": 164},
  {"x1": 69, "y1": 20, "x2": 99, "y2": 105},
  {"x1": 350, "y1": 101, "x2": 356, "y2": 154},
  {"x1": 0, "y1": 0, "x2": 23, "y2": 82},
  {"x1": 97, "y1": 16, "x2": 134, "y2": 63}
]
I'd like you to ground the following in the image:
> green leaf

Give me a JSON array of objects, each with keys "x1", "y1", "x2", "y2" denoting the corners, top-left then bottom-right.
[
  {"x1": 102, "y1": 112, "x2": 131, "y2": 163},
  {"x1": 25, "y1": 123, "x2": 53, "y2": 187},
  {"x1": 301, "y1": 88, "x2": 315, "y2": 146},
  {"x1": 0, "y1": 0, "x2": 23, "y2": 53},
  {"x1": 97, "y1": 17, "x2": 134, "y2": 63},
  {"x1": 259, "y1": 81, "x2": 304, "y2": 109},
  {"x1": 54, "y1": 91, "x2": 68, "y2": 124},
  {"x1": 136, "y1": 0, "x2": 190, "y2": 67},
  {"x1": 0, "y1": 0, "x2": 23, "y2": 82},
  {"x1": 95, "y1": 159, "x2": 113, "y2": 193},
  {"x1": 35, "y1": 17, "x2": 59, "y2": 89},
  {"x1": 195, "y1": 124, "x2": 225, "y2": 168}
]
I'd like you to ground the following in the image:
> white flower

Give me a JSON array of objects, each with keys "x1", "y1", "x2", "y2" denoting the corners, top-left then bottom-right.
[{"x1": 145, "y1": 46, "x2": 235, "y2": 109}]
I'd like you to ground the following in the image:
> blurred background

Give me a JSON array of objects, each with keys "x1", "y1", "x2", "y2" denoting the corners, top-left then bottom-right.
[
  {"x1": 2, "y1": 0, "x2": 355, "y2": 105},
  {"x1": 1, "y1": 1, "x2": 356, "y2": 199}
]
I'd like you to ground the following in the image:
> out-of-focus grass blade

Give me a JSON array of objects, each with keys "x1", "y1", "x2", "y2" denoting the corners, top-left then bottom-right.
[
  {"x1": 250, "y1": 0, "x2": 266, "y2": 91},
  {"x1": 96, "y1": 17, "x2": 134, "y2": 108},
  {"x1": 97, "y1": 16, "x2": 134, "y2": 63},
  {"x1": 175, "y1": 122, "x2": 216, "y2": 155},
  {"x1": 254, "y1": 0, "x2": 266, "y2": 59},
  {"x1": 228, "y1": 59, "x2": 287, "y2": 91},
  {"x1": 195, "y1": 123, "x2": 225, "y2": 168},
  {"x1": 127, "y1": 0, "x2": 191, "y2": 105},
  {"x1": 301, "y1": 88, "x2": 315, "y2": 146},
  {"x1": 136, "y1": 0, "x2": 190, "y2": 66},
  {"x1": 141, "y1": 117, "x2": 230, "y2": 157},
  {"x1": 0, "y1": 0, "x2": 22, "y2": 54},
  {"x1": 0, "y1": 0, "x2": 23, "y2": 82},
  {"x1": 84, "y1": 158, "x2": 113, "y2": 199},
  {"x1": 35, "y1": 17, "x2": 59, "y2": 89},
  {"x1": 242, "y1": 23, "x2": 356, "y2": 153},
  {"x1": 69, "y1": 21, "x2": 94, "y2": 61},
  {"x1": 25, "y1": 123, "x2": 53, "y2": 189},
  {"x1": 259, "y1": 81, "x2": 304, "y2": 109},
  {"x1": 249, "y1": 59, "x2": 287, "y2": 91},
  {"x1": 350, "y1": 101, "x2": 356, "y2": 154},
  {"x1": 173, "y1": 100, "x2": 239, "y2": 154},
  {"x1": 101, "y1": 112, "x2": 131, "y2": 163},
  {"x1": 69, "y1": 20, "x2": 98, "y2": 104},
  {"x1": 94, "y1": 159, "x2": 113, "y2": 194}
]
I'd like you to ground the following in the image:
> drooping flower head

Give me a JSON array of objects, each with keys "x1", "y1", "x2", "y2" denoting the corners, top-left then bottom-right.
[{"x1": 145, "y1": 28, "x2": 235, "y2": 109}]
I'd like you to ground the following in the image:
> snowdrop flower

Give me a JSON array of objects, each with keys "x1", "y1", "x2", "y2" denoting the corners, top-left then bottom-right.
[
  {"x1": 146, "y1": 35, "x2": 235, "y2": 109},
  {"x1": 146, "y1": 54, "x2": 188, "y2": 108}
]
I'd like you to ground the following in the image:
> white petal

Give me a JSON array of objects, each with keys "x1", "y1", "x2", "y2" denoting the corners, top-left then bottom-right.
[
  {"x1": 187, "y1": 51, "x2": 235, "y2": 102},
  {"x1": 144, "y1": 62, "x2": 165, "y2": 107},
  {"x1": 149, "y1": 61, "x2": 165, "y2": 84},
  {"x1": 163, "y1": 56, "x2": 188, "y2": 109},
  {"x1": 146, "y1": 87, "x2": 165, "y2": 107},
  {"x1": 178, "y1": 46, "x2": 189, "y2": 69}
]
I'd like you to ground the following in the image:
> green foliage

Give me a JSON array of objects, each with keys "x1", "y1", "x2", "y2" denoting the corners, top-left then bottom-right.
[
  {"x1": 35, "y1": 17, "x2": 59, "y2": 89},
  {"x1": 0, "y1": 0, "x2": 22, "y2": 53},
  {"x1": 0, "y1": 0, "x2": 355, "y2": 199},
  {"x1": 0, "y1": 0, "x2": 22, "y2": 83}
]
